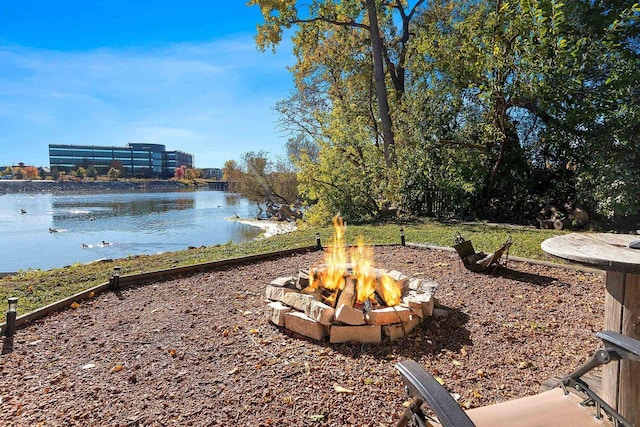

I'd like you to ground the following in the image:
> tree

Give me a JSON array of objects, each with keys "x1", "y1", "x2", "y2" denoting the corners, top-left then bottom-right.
[
  {"x1": 24, "y1": 166, "x2": 39, "y2": 179},
  {"x1": 237, "y1": 151, "x2": 298, "y2": 210},
  {"x1": 222, "y1": 159, "x2": 242, "y2": 193},
  {"x1": 13, "y1": 167, "x2": 25, "y2": 180},
  {"x1": 251, "y1": 1, "x2": 432, "y2": 222},
  {"x1": 250, "y1": 0, "x2": 426, "y2": 168},
  {"x1": 405, "y1": 0, "x2": 639, "y2": 216},
  {"x1": 184, "y1": 168, "x2": 201, "y2": 180},
  {"x1": 107, "y1": 167, "x2": 121, "y2": 180},
  {"x1": 86, "y1": 166, "x2": 98, "y2": 179},
  {"x1": 174, "y1": 165, "x2": 186, "y2": 179},
  {"x1": 110, "y1": 160, "x2": 125, "y2": 177}
]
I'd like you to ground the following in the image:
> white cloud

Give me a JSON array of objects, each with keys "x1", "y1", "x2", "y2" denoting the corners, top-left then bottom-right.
[{"x1": 0, "y1": 34, "x2": 295, "y2": 167}]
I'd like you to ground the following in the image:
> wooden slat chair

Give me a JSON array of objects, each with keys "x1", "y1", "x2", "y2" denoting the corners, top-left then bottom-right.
[
  {"x1": 396, "y1": 331, "x2": 640, "y2": 427},
  {"x1": 453, "y1": 234, "x2": 512, "y2": 273}
]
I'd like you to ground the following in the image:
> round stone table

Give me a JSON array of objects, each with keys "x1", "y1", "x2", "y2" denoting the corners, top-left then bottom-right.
[{"x1": 541, "y1": 233, "x2": 640, "y2": 426}]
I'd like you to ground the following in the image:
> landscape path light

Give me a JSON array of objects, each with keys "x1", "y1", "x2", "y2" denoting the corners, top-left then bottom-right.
[
  {"x1": 315, "y1": 232, "x2": 322, "y2": 250},
  {"x1": 111, "y1": 266, "x2": 122, "y2": 291},
  {"x1": 5, "y1": 297, "x2": 18, "y2": 337},
  {"x1": 400, "y1": 228, "x2": 405, "y2": 246}
]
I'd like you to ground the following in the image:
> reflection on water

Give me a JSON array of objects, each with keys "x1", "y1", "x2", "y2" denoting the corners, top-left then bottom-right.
[{"x1": 0, "y1": 190, "x2": 263, "y2": 272}]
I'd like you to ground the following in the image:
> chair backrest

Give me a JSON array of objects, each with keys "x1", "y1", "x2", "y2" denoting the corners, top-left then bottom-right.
[{"x1": 453, "y1": 233, "x2": 475, "y2": 258}]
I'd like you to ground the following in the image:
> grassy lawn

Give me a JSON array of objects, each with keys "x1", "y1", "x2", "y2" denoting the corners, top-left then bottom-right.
[{"x1": 0, "y1": 219, "x2": 565, "y2": 320}]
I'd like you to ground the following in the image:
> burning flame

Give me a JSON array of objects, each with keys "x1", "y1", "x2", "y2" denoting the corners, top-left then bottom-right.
[
  {"x1": 311, "y1": 215, "x2": 402, "y2": 307},
  {"x1": 379, "y1": 275, "x2": 402, "y2": 306},
  {"x1": 352, "y1": 238, "x2": 375, "y2": 303}
]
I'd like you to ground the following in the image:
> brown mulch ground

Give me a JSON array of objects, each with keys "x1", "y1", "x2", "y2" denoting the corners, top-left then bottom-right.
[{"x1": 0, "y1": 246, "x2": 605, "y2": 426}]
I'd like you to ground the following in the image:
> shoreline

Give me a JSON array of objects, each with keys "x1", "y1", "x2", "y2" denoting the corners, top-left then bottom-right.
[
  {"x1": 0, "y1": 179, "x2": 193, "y2": 194},
  {"x1": 232, "y1": 217, "x2": 298, "y2": 238}
]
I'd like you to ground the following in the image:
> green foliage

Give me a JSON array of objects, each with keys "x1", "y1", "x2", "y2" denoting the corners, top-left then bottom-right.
[
  {"x1": 107, "y1": 167, "x2": 121, "y2": 180},
  {"x1": 295, "y1": 126, "x2": 388, "y2": 225},
  {"x1": 228, "y1": 151, "x2": 300, "y2": 210},
  {"x1": 13, "y1": 167, "x2": 25, "y2": 179},
  {"x1": 86, "y1": 166, "x2": 98, "y2": 178},
  {"x1": 251, "y1": 0, "x2": 640, "y2": 221}
]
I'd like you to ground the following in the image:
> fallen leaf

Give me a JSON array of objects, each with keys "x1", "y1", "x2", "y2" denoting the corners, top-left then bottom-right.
[
  {"x1": 282, "y1": 396, "x2": 293, "y2": 405},
  {"x1": 242, "y1": 310, "x2": 253, "y2": 316},
  {"x1": 168, "y1": 349, "x2": 177, "y2": 358},
  {"x1": 472, "y1": 389, "x2": 483, "y2": 398},
  {"x1": 452, "y1": 359, "x2": 462, "y2": 367},
  {"x1": 70, "y1": 302, "x2": 80, "y2": 309},
  {"x1": 333, "y1": 384, "x2": 354, "y2": 394},
  {"x1": 477, "y1": 369, "x2": 485, "y2": 377},
  {"x1": 435, "y1": 376, "x2": 445, "y2": 385},
  {"x1": 249, "y1": 329, "x2": 259, "y2": 334},
  {"x1": 517, "y1": 361, "x2": 531, "y2": 369},
  {"x1": 309, "y1": 414, "x2": 325, "y2": 422},
  {"x1": 228, "y1": 367, "x2": 240, "y2": 375},
  {"x1": 88, "y1": 291, "x2": 95, "y2": 298},
  {"x1": 82, "y1": 363, "x2": 96, "y2": 370},
  {"x1": 111, "y1": 365, "x2": 124, "y2": 373}
]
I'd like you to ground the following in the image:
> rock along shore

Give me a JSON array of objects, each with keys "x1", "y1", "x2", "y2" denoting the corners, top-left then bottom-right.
[{"x1": 0, "y1": 179, "x2": 192, "y2": 194}]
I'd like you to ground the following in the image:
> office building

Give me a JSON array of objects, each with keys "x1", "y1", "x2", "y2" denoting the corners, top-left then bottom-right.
[{"x1": 49, "y1": 143, "x2": 194, "y2": 178}]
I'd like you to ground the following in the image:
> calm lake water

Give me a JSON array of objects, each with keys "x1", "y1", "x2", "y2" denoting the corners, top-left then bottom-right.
[{"x1": 0, "y1": 190, "x2": 263, "y2": 272}]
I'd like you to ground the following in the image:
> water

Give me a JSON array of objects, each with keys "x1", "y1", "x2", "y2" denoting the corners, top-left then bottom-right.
[{"x1": 0, "y1": 190, "x2": 263, "y2": 272}]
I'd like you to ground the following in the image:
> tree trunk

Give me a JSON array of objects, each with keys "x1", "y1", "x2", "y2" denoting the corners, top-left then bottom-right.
[
  {"x1": 366, "y1": 0, "x2": 395, "y2": 168},
  {"x1": 487, "y1": 94, "x2": 518, "y2": 194}
]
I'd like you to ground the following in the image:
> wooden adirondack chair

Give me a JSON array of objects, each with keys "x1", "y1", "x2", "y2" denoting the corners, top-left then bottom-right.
[{"x1": 453, "y1": 233, "x2": 512, "y2": 273}]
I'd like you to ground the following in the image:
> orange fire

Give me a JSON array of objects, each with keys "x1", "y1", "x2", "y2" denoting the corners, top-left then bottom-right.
[{"x1": 309, "y1": 215, "x2": 401, "y2": 307}]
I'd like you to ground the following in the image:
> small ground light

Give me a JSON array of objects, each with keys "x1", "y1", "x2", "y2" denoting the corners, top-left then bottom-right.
[
  {"x1": 5, "y1": 297, "x2": 18, "y2": 337},
  {"x1": 316, "y1": 232, "x2": 322, "y2": 250},
  {"x1": 112, "y1": 266, "x2": 121, "y2": 291},
  {"x1": 400, "y1": 228, "x2": 405, "y2": 246}
]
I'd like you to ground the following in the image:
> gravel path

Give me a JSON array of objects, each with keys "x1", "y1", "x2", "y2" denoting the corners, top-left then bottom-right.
[{"x1": 0, "y1": 246, "x2": 605, "y2": 426}]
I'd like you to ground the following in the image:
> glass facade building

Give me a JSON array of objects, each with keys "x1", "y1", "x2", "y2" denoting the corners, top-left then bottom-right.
[{"x1": 49, "y1": 143, "x2": 194, "y2": 178}]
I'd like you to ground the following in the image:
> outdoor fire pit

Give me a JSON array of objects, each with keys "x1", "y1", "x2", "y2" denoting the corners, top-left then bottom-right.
[{"x1": 265, "y1": 217, "x2": 438, "y2": 343}]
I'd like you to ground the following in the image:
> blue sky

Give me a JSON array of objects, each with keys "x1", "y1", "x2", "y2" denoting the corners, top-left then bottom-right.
[{"x1": 0, "y1": 2, "x2": 295, "y2": 169}]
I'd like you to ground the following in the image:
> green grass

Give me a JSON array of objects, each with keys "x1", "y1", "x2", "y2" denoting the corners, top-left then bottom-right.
[{"x1": 0, "y1": 219, "x2": 565, "y2": 320}]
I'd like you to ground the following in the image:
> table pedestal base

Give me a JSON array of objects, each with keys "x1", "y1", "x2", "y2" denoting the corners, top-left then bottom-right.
[{"x1": 604, "y1": 271, "x2": 640, "y2": 426}]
